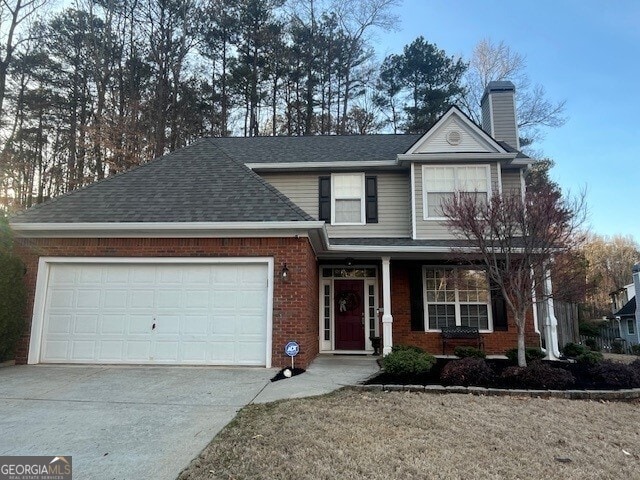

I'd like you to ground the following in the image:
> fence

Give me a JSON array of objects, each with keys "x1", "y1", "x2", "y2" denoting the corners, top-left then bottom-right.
[
  {"x1": 579, "y1": 331, "x2": 633, "y2": 354},
  {"x1": 554, "y1": 301, "x2": 580, "y2": 347}
]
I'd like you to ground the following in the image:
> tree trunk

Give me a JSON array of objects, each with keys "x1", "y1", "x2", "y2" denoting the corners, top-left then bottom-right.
[{"x1": 516, "y1": 316, "x2": 527, "y2": 367}]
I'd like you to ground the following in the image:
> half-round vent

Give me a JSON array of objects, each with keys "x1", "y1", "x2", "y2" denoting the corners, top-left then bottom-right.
[{"x1": 446, "y1": 130, "x2": 462, "y2": 145}]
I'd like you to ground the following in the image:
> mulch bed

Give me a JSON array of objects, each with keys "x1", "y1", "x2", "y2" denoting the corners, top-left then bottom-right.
[{"x1": 366, "y1": 358, "x2": 636, "y2": 390}]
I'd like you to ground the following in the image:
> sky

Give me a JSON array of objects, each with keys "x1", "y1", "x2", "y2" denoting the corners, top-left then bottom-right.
[{"x1": 376, "y1": 0, "x2": 640, "y2": 244}]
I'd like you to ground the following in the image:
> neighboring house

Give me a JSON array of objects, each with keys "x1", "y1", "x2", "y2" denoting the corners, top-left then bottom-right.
[
  {"x1": 610, "y1": 283, "x2": 634, "y2": 314},
  {"x1": 609, "y1": 264, "x2": 640, "y2": 346},
  {"x1": 10, "y1": 81, "x2": 556, "y2": 369}
]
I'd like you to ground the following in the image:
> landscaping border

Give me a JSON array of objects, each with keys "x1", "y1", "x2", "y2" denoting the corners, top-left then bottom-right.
[{"x1": 348, "y1": 384, "x2": 640, "y2": 401}]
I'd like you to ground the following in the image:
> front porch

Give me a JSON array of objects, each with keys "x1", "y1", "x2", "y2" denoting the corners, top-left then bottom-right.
[{"x1": 316, "y1": 257, "x2": 557, "y2": 359}]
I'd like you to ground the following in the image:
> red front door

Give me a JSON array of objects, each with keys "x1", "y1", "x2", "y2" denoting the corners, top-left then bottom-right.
[{"x1": 334, "y1": 279, "x2": 365, "y2": 350}]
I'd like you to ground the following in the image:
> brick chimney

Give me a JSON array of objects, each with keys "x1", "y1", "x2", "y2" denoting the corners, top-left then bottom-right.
[{"x1": 481, "y1": 81, "x2": 519, "y2": 150}]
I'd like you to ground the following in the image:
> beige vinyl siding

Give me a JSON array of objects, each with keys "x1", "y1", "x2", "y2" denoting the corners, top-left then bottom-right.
[
  {"x1": 417, "y1": 117, "x2": 493, "y2": 153},
  {"x1": 414, "y1": 163, "x2": 499, "y2": 240},
  {"x1": 501, "y1": 169, "x2": 523, "y2": 197},
  {"x1": 489, "y1": 93, "x2": 518, "y2": 148},
  {"x1": 259, "y1": 173, "x2": 318, "y2": 218},
  {"x1": 481, "y1": 97, "x2": 492, "y2": 135},
  {"x1": 260, "y1": 171, "x2": 411, "y2": 238}
]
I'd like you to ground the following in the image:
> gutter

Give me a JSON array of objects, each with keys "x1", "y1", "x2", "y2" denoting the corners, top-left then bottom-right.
[{"x1": 10, "y1": 221, "x2": 327, "y2": 238}]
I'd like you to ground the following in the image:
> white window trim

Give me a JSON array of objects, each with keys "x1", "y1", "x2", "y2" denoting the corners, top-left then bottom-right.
[
  {"x1": 421, "y1": 266, "x2": 494, "y2": 333},
  {"x1": 331, "y1": 172, "x2": 366, "y2": 226},
  {"x1": 627, "y1": 319, "x2": 635, "y2": 336},
  {"x1": 421, "y1": 164, "x2": 492, "y2": 221}
]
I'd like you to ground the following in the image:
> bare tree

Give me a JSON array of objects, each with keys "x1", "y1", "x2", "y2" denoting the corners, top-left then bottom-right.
[
  {"x1": 331, "y1": 0, "x2": 399, "y2": 133},
  {"x1": 0, "y1": 0, "x2": 49, "y2": 118},
  {"x1": 460, "y1": 38, "x2": 567, "y2": 148},
  {"x1": 442, "y1": 185, "x2": 586, "y2": 367},
  {"x1": 582, "y1": 234, "x2": 640, "y2": 318}
]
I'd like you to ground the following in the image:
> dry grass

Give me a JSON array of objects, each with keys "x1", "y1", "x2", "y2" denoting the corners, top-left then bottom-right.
[
  {"x1": 603, "y1": 353, "x2": 639, "y2": 364},
  {"x1": 179, "y1": 390, "x2": 640, "y2": 480}
]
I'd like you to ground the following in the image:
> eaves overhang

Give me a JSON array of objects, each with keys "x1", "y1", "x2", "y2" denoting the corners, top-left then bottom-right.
[
  {"x1": 397, "y1": 152, "x2": 517, "y2": 164},
  {"x1": 246, "y1": 160, "x2": 402, "y2": 171},
  {"x1": 10, "y1": 221, "x2": 327, "y2": 239}
]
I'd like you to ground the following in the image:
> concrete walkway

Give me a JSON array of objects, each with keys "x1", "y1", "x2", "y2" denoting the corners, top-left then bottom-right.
[
  {"x1": 253, "y1": 354, "x2": 380, "y2": 404},
  {"x1": 0, "y1": 355, "x2": 378, "y2": 480}
]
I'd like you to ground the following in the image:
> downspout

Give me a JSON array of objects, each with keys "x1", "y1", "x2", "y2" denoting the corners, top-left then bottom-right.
[{"x1": 542, "y1": 265, "x2": 561, "y2": 360}]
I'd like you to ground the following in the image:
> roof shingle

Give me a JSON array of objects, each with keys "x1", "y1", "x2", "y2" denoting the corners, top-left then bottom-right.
[{"x1": 12, "y1": 139, "x2": 314, "y2": 223}]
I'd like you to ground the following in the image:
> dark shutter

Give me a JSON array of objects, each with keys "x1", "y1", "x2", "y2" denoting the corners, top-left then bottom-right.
[
  {"x1": 318, "y1": 176, "x2": 331, "y2": 222},
  {"x1": 491, "y1": 280, "x2": 509, "y2": 331},
  {"x1": 365, "y1": 176, "x2": 378, "y2": 223},
  {"x1": 409, "y1": 266, "x2": 425, "y2": 331}
]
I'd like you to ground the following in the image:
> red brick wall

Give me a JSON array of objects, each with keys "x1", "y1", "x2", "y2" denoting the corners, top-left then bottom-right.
[
  {"x1": 14, "y1": 236, "x2": 319, "y2": 368},
  {"x1": 390, "y1": 262, "x2": 540, "y2": 355}
]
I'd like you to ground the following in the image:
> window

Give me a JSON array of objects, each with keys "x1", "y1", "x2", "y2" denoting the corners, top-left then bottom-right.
[
  {"x1": 422, "y1": 165, "x2": 490, "y2": 219},
  {"x1": 423, "y1": 268, "x2": 492, "y2": 331},
  {"x1": 628, "y1": 319, "x2": 635, "y2": 336},
  {"x1": 332, "y1": 173, "x2": 365, "y2": 224},
  {"x1": 323, "y1": 284, "x2": 331, "y2": 341}
]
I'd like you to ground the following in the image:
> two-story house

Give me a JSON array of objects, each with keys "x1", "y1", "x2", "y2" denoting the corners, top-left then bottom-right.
[
  {"x1": 10, "y1": 81, "x2": 554, "y2": 368},
  {"x1": 609, "y1": 264, "x2": 640, "y2": 347}
]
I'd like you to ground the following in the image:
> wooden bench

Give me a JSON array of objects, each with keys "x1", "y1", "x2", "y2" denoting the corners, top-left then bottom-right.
[{"x1": 440, "y1": 326, "x2": 484, "y2": 354}]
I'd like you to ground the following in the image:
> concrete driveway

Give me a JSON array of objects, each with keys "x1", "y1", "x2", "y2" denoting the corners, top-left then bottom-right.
[{"x1": 0, "y1": 365, "x2": 273, "y2": 480}]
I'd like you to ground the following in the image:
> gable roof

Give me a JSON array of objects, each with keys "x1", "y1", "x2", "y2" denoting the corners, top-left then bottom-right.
[
  {"x1": 404, "y1": 106, "x2": 509, "y2": 155},
  {"x1": 11, "y1": 139, "x2": 314, "y2": 224},
  {"x1": 614, "y1": 297, "x2": 637, "y2": 318},
  {"x1": 211, "y1": 134, "x2": 421, "y2": 164}
]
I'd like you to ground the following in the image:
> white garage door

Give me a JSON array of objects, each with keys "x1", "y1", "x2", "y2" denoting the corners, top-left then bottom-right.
[{"x1": 37, "y1": 261, "x2": 270, "y2": 365}]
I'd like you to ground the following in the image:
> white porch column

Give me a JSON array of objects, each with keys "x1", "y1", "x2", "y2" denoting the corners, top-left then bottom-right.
[
  {"x1": 381, "y1": 256, "x2": 393, "y2": 355},
  {"x1": 542, "y1": 267, "x2": 561, "y2": 360}
]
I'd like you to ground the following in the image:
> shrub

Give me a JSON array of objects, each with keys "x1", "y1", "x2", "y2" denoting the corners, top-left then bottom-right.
[
  {"x1": 453, "y1": 346, "x2": 486, "y2": 359},
  {"x1": 631, "y1": 345, "x2": 640, "y2": 356},
  {"x1": 589, "y1": 361, "x2": 640, "y2": 389},
  {"x1": 440, "y1": 357, "x2": 494, "y2": 386},
  {"x1": 505, "y1": 347, "x2": 546, "y2": 364},
  {"x1": 391, "y1": 344, "x2": 425, "y2": 354},
  {"x1": 562, "y1": 342, "x2": 588, "y2": 358},
  {"x1": 579, "y1": 322, "x2": 600, "y2": 337},
  {"x1": 584, "y1": 337, "x2": 600, "y2": 352},
  {"x1": 611, "y1": 340, "x2": 625, "y2": 355},
  {"x1": 383, "y1": 346, "x2": 436, "y2": 377},
  {"x1": 0, "y1": 252, "x2": 27, "y2": 362},
  {"x1": 501, "y1": 363, "x2": 575, "y2": 390},
  {"x1": 630, "y1": 359, "x2": 640, "y2": 374},
  {"x1": 576, "y1": 351, "x2": 604, "y2": 366}
]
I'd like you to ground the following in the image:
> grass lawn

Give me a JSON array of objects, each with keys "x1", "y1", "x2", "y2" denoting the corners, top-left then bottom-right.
[{"x1": 178, "y1": 390, "x2": 640, "y2": 480}]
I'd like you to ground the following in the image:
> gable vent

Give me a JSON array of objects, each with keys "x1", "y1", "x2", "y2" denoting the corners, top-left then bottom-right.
[{"x1": 446, "y1": 130, "x2": 462, "y2": 145}]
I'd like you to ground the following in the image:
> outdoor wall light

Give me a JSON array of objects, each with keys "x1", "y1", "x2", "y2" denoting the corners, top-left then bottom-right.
[
  {"x1": 281, "y1": 263, "x2": 289, "y2": 280},
  {"x1": 346, "y1": 257, "x2": 354, "y2": 266}
]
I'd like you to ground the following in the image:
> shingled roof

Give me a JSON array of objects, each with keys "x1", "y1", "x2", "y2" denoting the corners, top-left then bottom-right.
[
  {"x1": 11, "y1": 139, "x2": 314, "y2": 223},
  {"x1": 211, "y1": 134, "x2": 421, "y2": 163},
  {"x1": 614, "y1": 297, "x2": 637, "y2": 318}
]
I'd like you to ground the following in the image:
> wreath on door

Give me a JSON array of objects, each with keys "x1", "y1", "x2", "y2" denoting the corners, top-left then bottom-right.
[{"x1": 337, "y1": 291, "x2": 361, "y2": 314}]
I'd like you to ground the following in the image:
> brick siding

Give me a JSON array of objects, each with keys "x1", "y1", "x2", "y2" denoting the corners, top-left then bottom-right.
[
  {"x1": 14, "y1": 236, "x2": 319, "y2": 368},
  {"x1": 390, "y1": 262, "x2": 540, "y2": 355}
]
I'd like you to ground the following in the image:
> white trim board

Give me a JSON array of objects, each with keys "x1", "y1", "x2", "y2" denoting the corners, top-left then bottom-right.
[
  {"x1": 10, "y1": 221, "x2": 326, "y2": 239},
  {"x1": 28, "y1": 256, "x2": 275, "y2": 368},
  {"x1": 246, "y1": 160, "x2": 399, "y2": 170}
]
